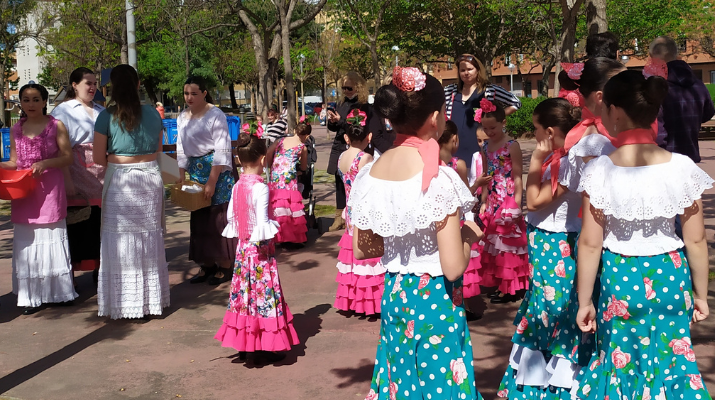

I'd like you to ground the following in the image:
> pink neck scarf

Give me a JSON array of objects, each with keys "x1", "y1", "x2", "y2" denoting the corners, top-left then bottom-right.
[
  {"x1": 563, "y1": 107, "x2": 612, "y2": 152},
  {"x1": 233, "y1": 173, "x2": 265, "y2": 240},
  {"x1": 393, "y1": 133, "x2": 444, "y2": 192},
  {"x1": 611, "y1": 128, "x2": 657, "y2": 147},
  {"x1": 541, "y1": 147, "x2": 568, "y2": 196}
]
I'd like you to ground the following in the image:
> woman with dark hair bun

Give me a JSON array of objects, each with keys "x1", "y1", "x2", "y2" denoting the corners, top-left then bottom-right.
[
  {"x1": 350, "y1": 67, "x2": 484, "y2": 399},
  {"x1": 575, "y1": 70, "x2": 713, "y2": 400},
  {"x1": 176, "y1": 76, "x2": 237, "y2": 285},
  {"x1": 93, "y1": 64, "x2": 169, "y2": 319},
  {"x1": 51, "y1": 67, "x2": 106, "y2": 284}
]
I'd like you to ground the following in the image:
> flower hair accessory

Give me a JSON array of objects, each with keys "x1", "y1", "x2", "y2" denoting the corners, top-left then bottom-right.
[
  {"x1": 392, "y1": 66, "x2": 426, "y2": 92},
  {"x1": 299, "y1": 115, "x2": 307, "y2": 124},
  {"x1": 561, "y1": 63, "x2": 584, "y2": 80},
  {"x1": 241, "y1": 120, "x2": 264, "y2": 139},
  {"x1": 643, "y1": 57, "x2": 668, "y2": 79},
  {"x1": 346, "y1": 109, "x2": 367, "y2": 126},
  {"x1": 474, "y1": 98, "x2": 497, "y2": 123}
]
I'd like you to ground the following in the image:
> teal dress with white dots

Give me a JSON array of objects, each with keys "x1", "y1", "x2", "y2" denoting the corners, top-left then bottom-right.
[
  {"x1": 348, "y1": 163, "x2": 483, "y2": 400},
  {"x1": 574, "y1": 153, "x2": 713, "y2": 400}
]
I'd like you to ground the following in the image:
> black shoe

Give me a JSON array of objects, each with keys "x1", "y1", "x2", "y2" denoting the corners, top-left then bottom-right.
[
  {"x1": 207, "y1": 268, "x2": 231, "y2": 286},
  {"x1": 465, "y1": 310, "x2": 482, "y2": 321},
  {"x1": 56, "y1": 300, "x2": 74, "y2": 307},
  {"x1": 490, "y1": 294, "x2": 519, "y2": 304},
  {"x1": 22, "y1": 306, "x2": 42, "y2": 315},
  {"x1": 258, "y1": 351, "x2": 286, "y2": 364},
  {"x1": 487, "y1": 290, "x2": 502, "y2": 299},
  {"x1": 190, "y1": 265, "x2": 217, "y2": 284}
]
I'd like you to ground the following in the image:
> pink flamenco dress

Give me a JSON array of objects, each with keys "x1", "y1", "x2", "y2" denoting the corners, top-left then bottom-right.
[
  {"x1": 463, "y1": 152, "x2": 483, "y2": 299},
  {"x1": 268, "y1": 138, "x2": 308, "y2": 244},
  {"x1": 479, "y1": 140, "x2": 529, "y2": 295},
  {"x1": 334, "y1": 151, "x2": 385, "y2": 315},
  {"x1": 214, "y1": 174, "x2": 299, "y2": 352}
]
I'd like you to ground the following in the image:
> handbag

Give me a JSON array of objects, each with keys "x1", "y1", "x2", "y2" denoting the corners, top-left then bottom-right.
[{"x1": 66, "y1": 194, "x2": 92, "y2": 225}]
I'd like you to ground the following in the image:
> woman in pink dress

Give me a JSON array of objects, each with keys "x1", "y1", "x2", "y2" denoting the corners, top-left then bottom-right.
[{"x1": 1, "y1": 83, "x2": 76, "y2": 314}]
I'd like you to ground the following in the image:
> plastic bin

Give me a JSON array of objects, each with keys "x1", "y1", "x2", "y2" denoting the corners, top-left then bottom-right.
[
  {"x1": 162, "y1": 119, "x2": 178, "y2": 144},
  {"x1": 1, "y1": 128, "x2": 10, "y2": 162},
  {"x1": 0, "y1": 169, "x2": 36, "y2": 200},
  {"x1": 226, "y1": 116, "x2": 241, "y2": 140}
]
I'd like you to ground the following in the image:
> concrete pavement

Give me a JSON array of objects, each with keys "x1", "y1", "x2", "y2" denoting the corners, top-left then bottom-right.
[{"x1": 0, "y1": 130, "x2": 714, "y2": 400}]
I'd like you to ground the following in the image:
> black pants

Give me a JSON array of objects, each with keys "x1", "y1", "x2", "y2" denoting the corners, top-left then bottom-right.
[{"x1": 335, "y1": 172, "x2": 346, "y2": 210}]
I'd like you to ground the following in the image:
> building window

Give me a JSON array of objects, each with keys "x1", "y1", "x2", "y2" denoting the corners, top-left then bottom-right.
[
  {"x1": 524, "y1": 80, "x2": 533, "y2": 98},
  {"x1": 710, "y1": 70, "x2": 715, "y2": 84},
  {"x1": 537, "y1": 80, "x2": 545, "y2": 96},
  {"x1": 494, "y1": 76, "x2": 502, "y2": 84}
]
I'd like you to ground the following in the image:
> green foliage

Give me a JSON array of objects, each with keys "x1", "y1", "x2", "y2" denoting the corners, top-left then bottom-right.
[
  {"x1": 506, "y1": 97, "x2": 546, "y2": 138},
  {"x1": 706, "y1": 84, "x2": 715, "y2": 104}
]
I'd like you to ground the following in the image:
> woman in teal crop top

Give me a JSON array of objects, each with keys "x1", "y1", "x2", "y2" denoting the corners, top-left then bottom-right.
[{"x1": 92, "y1": 64, "x2": 170, "y2": 320}]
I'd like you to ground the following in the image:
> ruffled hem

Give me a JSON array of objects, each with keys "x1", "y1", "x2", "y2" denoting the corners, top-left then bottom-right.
[
  {"x1": 269, "y1": 188, "x2": 307, "y2": 243},
  {"x1": 334, "y1": 271, "x2": 384, "y2": 315},
  {"x1": 480, "y1": 251, "x2": 529, "y2": 295},
  {"x1": 506, "y1": 344, "x2": 581, "y2": 390},
  {"x1": 214, "y1": 308, "x2": 300, "y2": 352},
  {"x1": 463, "y1": 243, "x2": 482, "y2": 298},
  {"x1": 98, "y1": 303, "x2": 169, "y2": 320},
  {"x1": 222, "y1": 220, "x2": 280, "y2": 241},
  {"x1": 576, "y1": 365, "x2": 710, "y2": 400},
  {"x1": 497, "y1": 364, "x2": 575, "y2": 400},
  {"x1": 13, "y1": 276, "x2": 78, "y2": 307}
]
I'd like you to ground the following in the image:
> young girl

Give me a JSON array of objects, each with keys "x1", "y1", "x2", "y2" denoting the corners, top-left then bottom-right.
[
  {"x1": 351, "y1": 67, "x2": 484, "y2": 400},
  {"x1": 334, "y1": 110, "x2": 385, "y2": 316},
  {"x1": 496, "y1": 98, "x2": 595, "y2": 399},
  {"x1": 1, "y1": 84, "x2": 76, "y2": 314},
  {"x1": 576, "y1": 71, "x2": 712, "y2": 400},
  {"x1": 266, "y1": 121, "x2": 309, "y2": 247},
  {"x1": 477, "y1": 99, "x2": 529, "y2": 303},
  {"x1": 215, "y1": 132, "x2": 299, "y2": 365},
  {"x1": 438, "y1": 120, "x2": 468, "y2": 184}
]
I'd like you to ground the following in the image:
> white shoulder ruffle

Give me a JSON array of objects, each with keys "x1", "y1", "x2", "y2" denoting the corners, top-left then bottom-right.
[
  {"x1": 349, "y1": 163, "x2": 476, "y2": 237},
  {"x1": 569, "y1": 133, "x2": 616, "y2": 158},
  {"x1": 578, "y1": 154, "x2": 714, "y2": 221}
]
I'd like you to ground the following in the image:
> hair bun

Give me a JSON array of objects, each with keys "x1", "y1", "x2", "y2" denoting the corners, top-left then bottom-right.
[
  {"x1": 568, "y1": 106, "x2": 582, "y2": 123},
  {"x1": 374, "y1": 84, "x2": 406, "y2": 125},
  {"x1": 237, "y1": 132, "x2": 251, "y2": 148},
  {"x1": 642, "y1": 76, "x2": 669, "y2": 105}
]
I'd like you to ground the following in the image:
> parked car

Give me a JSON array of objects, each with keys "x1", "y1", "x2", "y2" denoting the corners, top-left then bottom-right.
[{"x1": 282, "y1": 101, "x2": 315, "y2": 116}]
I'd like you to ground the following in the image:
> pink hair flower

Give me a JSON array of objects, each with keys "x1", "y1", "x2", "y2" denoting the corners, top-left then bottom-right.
[
  {"x1": 346, "y1": 109, "x2": 367, "y2": 126},
  {"x1": 299, "y1": 115, "x2": 307, "y2": 123},
  {"x1": 643, "y1": 57, "x2": 668, "y2": 79},
  {"x1": 242, "y1": 121, "x2": 263, "y2": 138},
  {"x1": 392, "y1": 66, "x2": 426, "y2": 92},
  {"x1": 473, "y1": 98, "x2": 496, "y2": 123},
  {"x1": 561, "y1": 63, "x2": 584, "y2": 80}
]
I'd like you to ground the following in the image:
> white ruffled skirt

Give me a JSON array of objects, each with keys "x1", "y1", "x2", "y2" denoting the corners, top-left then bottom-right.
[
  {"x1": 97, "y1": 162, "x2": 170, "y2": 319},
  {"x1": 12, "y1": 220, "x2": 78, "y2": 307}
]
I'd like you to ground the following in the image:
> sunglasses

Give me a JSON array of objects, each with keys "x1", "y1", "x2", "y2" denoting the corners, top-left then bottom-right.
[
  {"x1": 342, "y1": 86, "x2": 354, "y2": 91},
  {"x1": 457, "y1": 54, "x2": 475, "y2": 63}
]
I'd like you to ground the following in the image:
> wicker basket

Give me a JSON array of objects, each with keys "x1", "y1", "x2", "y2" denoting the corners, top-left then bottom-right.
[{"x1": 170, "y1": 181, "x2": 211, "y2": 212}]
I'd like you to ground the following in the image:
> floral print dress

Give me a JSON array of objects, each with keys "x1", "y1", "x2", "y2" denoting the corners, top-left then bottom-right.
[
  {"x1": 479, "y1": 140, "x2": 529, "y2": 295},
  {"x1": 268, "y1": 138, "x2": 307, "y2": 244}
]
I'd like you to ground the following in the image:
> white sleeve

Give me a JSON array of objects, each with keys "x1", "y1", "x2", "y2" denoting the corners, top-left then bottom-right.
[
  {"x1": 221, "y1": 191, "x2": 238, "y2": 238},
  {"x1": 176, "y1": 113, "x2": 189, "y2": 170},
  {"x1": 249, "y1": 183, "x2": 280, "y2": 242},
  {"x1": 210, "y1": 110, "x2": 232, "y2": 170}
]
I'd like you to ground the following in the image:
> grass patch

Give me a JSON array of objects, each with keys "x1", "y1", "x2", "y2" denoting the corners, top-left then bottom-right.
[
  {"x1": 709, "y1": 271, "x2": 715, "y2": 282},
  {"x1": 0, "y1": 200, "x2": 9, "y2": 216},
  {"x1": 305, "y1": 204, "x2": 336, "y2": 218},
  {"x1": 313, "y1": 169, "x2": 333, "y2": 184}
]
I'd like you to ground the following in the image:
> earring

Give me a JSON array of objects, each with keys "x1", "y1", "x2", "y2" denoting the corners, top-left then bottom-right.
[{"x1": 502, "y1": 127, "x2": 506, "y2": 133}]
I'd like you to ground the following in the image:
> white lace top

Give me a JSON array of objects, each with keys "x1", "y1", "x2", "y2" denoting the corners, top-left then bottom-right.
[
  {"x1": 222, "y1": 183, "x2": 280, "y2": 242},
  {"x1": 176, "y1": 106, "x2": 232, "y2": 171},
  {"x1": 349, "y1": 164, "x2": 477, "y2": 276},
  {"x1": 578, "y1": 153, "x2": 713, "y2": 256},
  {"x1": 526, "y1": 134, "x2": 615, "y2": 233}
]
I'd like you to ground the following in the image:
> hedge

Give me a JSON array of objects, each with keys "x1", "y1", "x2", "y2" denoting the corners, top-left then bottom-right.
[
  {"x1": 706, "y1": 84, "x2": 715, "y2": 105},
  {"x1": 506, "y1": 96, "x2": 547, "y2": 138}
]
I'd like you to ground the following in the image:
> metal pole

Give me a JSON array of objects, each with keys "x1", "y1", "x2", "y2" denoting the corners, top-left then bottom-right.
[
  {"x1": 299, "y1": 55, "x2": 305, "y2": 118},
  {"x1": 126, "y1": 0, "x2": 137, "y2": 70}
]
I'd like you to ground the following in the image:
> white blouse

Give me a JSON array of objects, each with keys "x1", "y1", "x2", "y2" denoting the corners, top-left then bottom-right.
[
  {"x1": 349, "y1": 163, "x2": 477, "y2": 277},
  {"x1": 51, "y1": 99, "x2": 105, "y2": 147},
  {"x1": 526, "y1": 134, "x2": 615, "y2": 233},
  {"x1": 222, "y1": 182, "x2": 280, "y2": 242},
  {"x1": 176, "y1": 106, "x2": 232, "y2": 171},
  {"x1": 578, "y1": 153, "x2": 713, "y2": 256}
]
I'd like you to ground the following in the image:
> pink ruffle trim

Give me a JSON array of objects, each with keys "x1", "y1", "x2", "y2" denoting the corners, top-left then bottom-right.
[
  {"x1": 334, "y1": 272, "x2": 384, "y2": 315},
  {"x1": 214, "y1": 308, "x2": 300, "y2": 352},
  {"x1": 463, "y1": 242, "x2": 482, "y2": 298},
  {"x1": 269, "y1": 188, "x2": 307, "y2": 243},
  {"x1": 337, "y1": 232, "x2": 384, "y2": 268},
  {"x1": 480, "y1": 251, "x2": 530, "y2": 295}
]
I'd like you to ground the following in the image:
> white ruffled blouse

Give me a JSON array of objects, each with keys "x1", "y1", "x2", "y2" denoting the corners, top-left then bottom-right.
[
  {"x1": 348, "y1": 163, "x2": 477, "y2": 277},
  {"x1": 578, "y1": 153, "x2": 713, "y2": 256},
  {"x1": 176, "y1": 106, "x2": 232, "y2": 171},
  {"x1": 526, "y1": 134, "x2": 616, "y2": 233},
  {"x1": 222, "y1": 182, "x2": 280, "y2": 242}
]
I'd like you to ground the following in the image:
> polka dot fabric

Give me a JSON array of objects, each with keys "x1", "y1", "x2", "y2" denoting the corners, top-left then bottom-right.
[
  {"x1": 363, "y1": 273, "x2": 483, "y2": 400},
  {"x1": 575, "y1": 249, "x2": 711, "y2": 400}
]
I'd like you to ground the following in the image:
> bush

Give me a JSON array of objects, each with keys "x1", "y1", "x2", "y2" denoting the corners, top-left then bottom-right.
[
  {"x1": 706, "y1": 84, "x2": 715, "y2": 105},
  {"x1": 506, "y1": 96, "x2": 547, "y2": 138}
]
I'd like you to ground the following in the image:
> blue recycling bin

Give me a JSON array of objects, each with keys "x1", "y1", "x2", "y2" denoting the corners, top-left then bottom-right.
[
  {"x1": 226, "y1": 116, "x2": 241, "y2": 140},
  {"x1": 162, "y1": 119, "x2": 178, "y2": 144},
  {"x1": 1, "y1": 128, "x2": 10, "y2": 161}
]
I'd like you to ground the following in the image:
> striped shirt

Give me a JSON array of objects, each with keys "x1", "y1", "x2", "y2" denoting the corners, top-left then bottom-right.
[
  {"x1": 444, "y1": 83, "x2": 521, "y2": 120},
  {"x1": 264, "y1": 118, "x2": 288, "y2": 144}
]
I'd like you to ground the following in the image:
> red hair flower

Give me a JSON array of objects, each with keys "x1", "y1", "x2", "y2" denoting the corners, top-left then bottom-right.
[
  {"x1": 346, "y1": 109, "x2": 367, "y2": 126},
  {"x1": 241, "y1": 121, "x2": 264, "y2": 138},
  {"x1": 474, "y1": 98, "x2": 496, "y2": 123},
  {"x1": 643, "y1": 57, "x2": 668, "y2": 79},
  {"x1": 392, "y1": 66, "x2": 426, "y2": 92},
  {"x1": 561, "y1": 63, "x2": 584, "y2": 80}
]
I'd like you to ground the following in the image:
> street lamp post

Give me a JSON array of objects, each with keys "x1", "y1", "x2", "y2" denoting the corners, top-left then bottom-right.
[
  {"x1": 299, "y1": 54, "x2": 306, "y2": 119},
  {"x1": 392, "y1": 45, "x2": 399, "y2": 67},
  {"x1": 508, "y1": 63, "x2": 516, "y2": 94}
]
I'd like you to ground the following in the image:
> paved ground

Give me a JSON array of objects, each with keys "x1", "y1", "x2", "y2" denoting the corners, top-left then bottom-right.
[{"x1": 0, "y1": 127, "x2": 714, "y2": 400}]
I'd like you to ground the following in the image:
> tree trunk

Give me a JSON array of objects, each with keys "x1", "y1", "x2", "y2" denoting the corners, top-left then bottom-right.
[
  {"x1": 279, "y1": 7, "x2": 296, "y2": 129},
  {"x1": 0, "y1": 61, "x2": 5, "y2": 125},
  {"x1": 540, "y1": 59, "x2": 556, "y2": 97},
  {"x1": 586, "y1": 0, "x2": 608, "y2": 36},
  {"x1": 229, "y1": 82, "x2": 238, "y2": 109},
  {"x1": 554, "y1": 0, "x2": 584, "y2": 95},
  {"x1": 369, "y1": 43, "x2": 380, "y2": 89}
]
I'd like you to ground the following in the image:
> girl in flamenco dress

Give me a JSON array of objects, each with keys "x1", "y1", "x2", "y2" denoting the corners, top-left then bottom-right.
[
  {"x1": 266, "y1": 120, "x2": 310, "y2": 247},
  {"x1": 334, "y1": 109, "x2": 386, "y2": 316},
  {"x1": 215, "y1": 130, "x2": 299, "y2": 366},
  {"x1": 477, "y1": 99, "x2": 529, "y2": 304}
]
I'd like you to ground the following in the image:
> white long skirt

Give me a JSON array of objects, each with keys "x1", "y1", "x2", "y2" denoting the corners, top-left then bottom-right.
[
  {"x1": 97, "y1": 162, "x2": 170, "y2": 319},
  {"x1": 12, "y1": 220, "x2": 78, "y2": 307}
]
